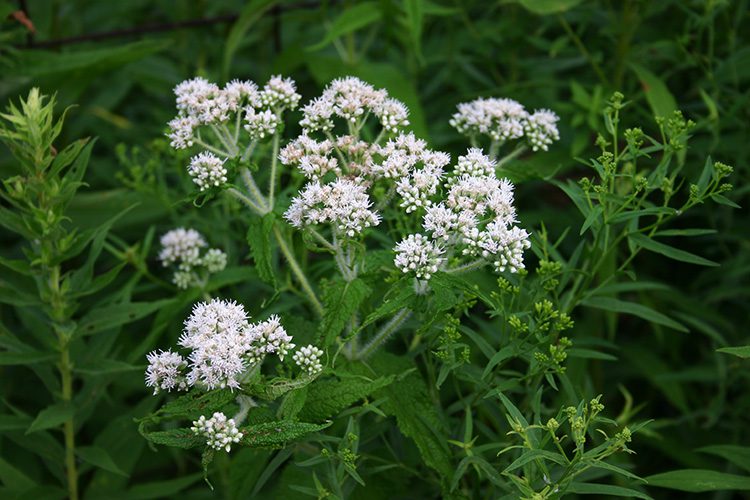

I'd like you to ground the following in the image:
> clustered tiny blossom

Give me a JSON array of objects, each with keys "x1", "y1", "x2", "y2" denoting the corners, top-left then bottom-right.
[
  {"x1": 145, "y1": 350, "x2": 188, "y2": 394},
  {"x1": 244, "y1": 108, "x2": 281, "y2": 140},
  {"x1": 187, "y1": 151, "x2": 228, "y2": 191},
  {"x1": 145, "y1": 298, "x2": 323, "y2": 394},
  {"x1": 394, "y1": 148, "x2": 531, "y2": 280},
  {"x1": 158, "y1": 228, "x2": 227, "y2": 289},
  {"x1": 191, "y1": 412, "x2": 243, "y2": 452},
  {"x1": 293, "y1": 345, "x2": 324, "y2": 376},
  {"x1": 450, "y1": 97, "x2": 560, "y2": 152},
  {"x1": 394, "y1": 234, "x2": 444, "y2": 280}
]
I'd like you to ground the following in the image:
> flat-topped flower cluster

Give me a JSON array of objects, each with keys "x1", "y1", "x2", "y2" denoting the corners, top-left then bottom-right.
[
  {"x1": 145, "y1": 298, "x2": 324, "y2": 394},
  {"x1": 450, "y1": 97, "x2": 560, "y2": 152}
]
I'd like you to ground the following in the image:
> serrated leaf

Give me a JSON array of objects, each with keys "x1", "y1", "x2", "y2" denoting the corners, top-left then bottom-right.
[
  {"x1": 308, "y1": 2, "x2": 383, "y2": 51},
  {"x1": 359, "y1": 280, "x2": 416, "y2": 330},
  {"x1": 240, "y1": 420, "x2": 331, "y2": 448},
  {"x1": 318, "y1": 278, "x2": 371, "y2": 347},
  {"x1": 629, "y1": 233, "x2": 719, "y2": 267},
  {"x1": 645, "y1": 469, "x2": 750, "y2": 492},
  {"x1": 298, "y1": 374, "x2": 395, "y2": 422},
  {"x1": 246, "y1": 213, "x2": 276, "y2": 286},
  {"x1": 142, "y1": 428, "x2": 204, "y2": 449},
  {"x1": 279, "y1": 387, "x2": 308, "y2": 421},
  {"x1": 26, "y1": 403, "x2": 74, "y2": 434},
  {"x1": 77, "y1": 445, "x2": 128, "y2": 476},
  {"x1": 142, "y1": 389, "x2": 236, "y2": 425},
  {"x1": 582, "y1": 296, "x2": 687, "y2": 332}
]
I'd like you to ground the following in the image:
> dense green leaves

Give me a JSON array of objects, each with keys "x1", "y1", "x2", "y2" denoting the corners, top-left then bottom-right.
[{"x1": 645, "y1": 469, "x2": 750, "y2": 492}]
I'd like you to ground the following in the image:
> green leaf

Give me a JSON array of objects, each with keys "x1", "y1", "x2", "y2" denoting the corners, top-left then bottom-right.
[
  {"x1": 26, "y1": 403, "x2": 74, "y2": 434},
  {"x1": 318, "y1": 278, "x2": 371, "y2": 347},
  {"x1": 403, "y1": 0, "x2": 425, "y2": 61},
  {"x1": 75, "y1": 359, "x2": 141, "y2": 375},
  {"x1": 278, "y1": 387, "x2": 308, "y2": 421},
  {"x1": 0, "y1": 350, "x2": 57, "y2": 365},
  {"x1": 142, "y1": 428, "x2": 204, "y2": 449},
  {"x1": 711, "y1": 193, "x2": 741, "y2": 209},
  {"x1": 503, "y1": 449, "x2": 567, "y2": 472},
  {"x1": 698, "y1": 445, "x2": 750, "y2": 472},
  {"x1": 582, "y1": 296, "x2": 687, "y2": 332},
  {"x1": 126, "y1": 473, "x2": 203, "y2": 499},
  {"x1": 77, "y1": 298, "x2": 176, "y2": 336},
  {"x1": 141, "y1": 389, "x2": 236, "y2": 426},
  {"x1": 716, "y1": 346, "x2": 750, "y2": 358},
  {"x1": 246, "y1": 213, "x2": 277, "y2": 287},
  {"x1": 359, "y1": 280, "x2": 415, "y2": 330},
  {"x1": 223, "y1": 0, "x2": 278, "y2": 79},
  {"x1": 240, "y1": 420, "x2": 331, "y2": 448},
  {"x1": 630, "y1": 63, "x2": 678, "y2": 119},
  {"x1": 77, "y1": 445, "x2": 128, "y2": 476},
  {"x1": 0, "y1": 456, "x2": 35, "y2": 491},
  {"x1": 629, "y1": 232, "x2": 719, "y2": 267},
  {"x1": 308, "y1": 2, "x2": 383, "y2": 51},
  {"x1": 645, "y1": 469, "x2": 750, "y2": 492},
  {"x1": 580, "y1": 205, "x2": 602, "y2": 235},
  {"x1": 565, "y1": 482, "x2": 652, "y2": 499},
  {"x1": 515, "y1": 0, "x2": 583, "y2": 15},
  {"x1": 298, "y1": 374, "x2": 395, "y2": 422}
]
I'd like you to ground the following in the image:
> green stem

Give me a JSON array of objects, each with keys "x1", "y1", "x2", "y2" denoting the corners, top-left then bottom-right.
[
  {"x1": 358, "y1": 308, "x2": 413, "y2": 359},
  {"x1": 240, "y1": 167, "x2": 268, "y2": 211},
  {"x1": 272, "y1": 225, "x2": 324, "y2": 316},
  {"x1": 268, "y1": 133, "x2": 280, "y2": 210}
]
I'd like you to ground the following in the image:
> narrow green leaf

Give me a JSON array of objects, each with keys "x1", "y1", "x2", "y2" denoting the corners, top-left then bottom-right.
[
  {"x1": 711, "y1": 193, "x2": 741, "y2": 208},
  {"x1": 308, "y1": 2, "x2": 383, "y2": 51},
  {"x1": 77, "y1": 445, "x2": 128, "y2": 476},
  {"x1": 582, "y1": 296, "x2": 687, "y2": 332},
  {"x1": 698, "y1": 445, "x2": 750, "y2": 472},
  {"x1": 630, "y1": 233, "x2": 719, "y2": 267},
  {"x1": 0, "y1": 351, "x2": 57, "y2": 365},
  {"x1": 631, "y1": 63, "x2": 677, "y2": 119},
  {"x1": 565, "y1": 482, "x2": 652, "y2": 499},
  {"x1": 503, "y1": 449, "x2": 567, "y2": 472},
  {"x1": 27, "y1": 403, "x2": 74, "y2": 434},
  {"x1": 126, "y1": 473, "x2": 203, "y2": 499},
  {"x1": 222, "y1": 0, "x2": 278, "y2": 78},
  {"x1": 516, "y1": 0, "x2": 583, "y2": 15},
  {"x1": 645, "y1": 469, "x2": 750, "y2": 492},
  {"x1": 78, "y1": 298, "x2": 176, "y2": 336},
  {"x1": 716, "y1": 346, "x2": 750, "y2": 359}
]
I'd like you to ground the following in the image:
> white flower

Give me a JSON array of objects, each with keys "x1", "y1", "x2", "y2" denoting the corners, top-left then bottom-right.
[
  {"x1": 224, "y1": 79, "x2": 259, "y2": 111},
  {"x1": 453, "y1": 148, "x2": 497, "y2": 179},
  {"x1": 524, "y1": 109, "x2": 560, "y2": 151},
  {"x1": 244, "y1": 108, "x2": 281, "y2": 140},
  {"x1": 159, "y1": 228, "x2": 207, "y2": 268},
  {"x1": 374, "y1": 97, "x2": 410, "y2": 132},
  {"x1": 450, "y1": 97, "x2": 528, "y2": 142},
  {"x1": 293, "y1": 345, "x2": 324, "y2": 376},
  {"x1": 188, "y1": 152, "x2": 228, "y2": 191},
  {"x1": 174, "y1": 77, "x2": 231, "y2": 125},
  {"x1": 284, "y1": 179, "x2": 381, "y2": 237},
  {"x1": 191, "y1": 412, "x2": 243, "y2": 452},
  {"x1": 145, "y1": 350, "x2": 188, "y2": 394},
  {"x1": 397, "y1": 164, "x2": 443, "y2": 213},
  {"x1": 172, "y1": 270, "x2": 197, "y2": 289},
  {"x1": 394, "y1": 233, "x2": 444, "y2": 280},
  {"x1": 180, "y1": 299, "x2": 253, "y2": 390},
  {"x1": 256, "y1": 75, "x2": 301, "y2": 110},
  {"x1": 423, "y1": 203, "x2": 458, "y2": 241},
  {"x1": 481, "y1": 223, "x2": 531, "y2": 273},
  {"x1": 300, "y1": 96, "x2": 335, "y2": 133},
  {"x1": 167, "y1": 115, "x2": 199, "y2": 149},
  {"x1": 249, "y1": 315, "x2": 295, "y2": 361},
  {"x1": 201, "y1": 248, "x2": 227, "y2": 273}
]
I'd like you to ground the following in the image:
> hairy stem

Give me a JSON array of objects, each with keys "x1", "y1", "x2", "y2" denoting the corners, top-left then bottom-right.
[
  {"x1": 272, "y1": 225, "x2": 324, "y2": 316},
  {"x1": 358, "y1": 308, "x2": 413, "y2": 359},
  {"x1": 268, "y1": 133, "x2": 280, "y2": 210}
]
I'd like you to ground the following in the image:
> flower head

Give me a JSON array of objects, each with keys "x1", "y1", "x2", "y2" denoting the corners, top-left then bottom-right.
[
  {"x1": 394, "y1": 233, "x2": 444, "y2": 280},
  {"x1": 450, "y1": 97, "x2": 527, "y2": 142},
  {"x1": 159, "y1": 228, "x2": 207, "y2": 268},
  {"x1": 293, "y1": 345, "x2": 324, "y2": 376},
  {"x1": 188, "y1": 152, "x2": 228, "y2": 191},
  {"x1": 145, "y1": 350, "x2": 188, "y2": 394},
  {"x1": 191, "y1": 412, "x2": 243, "y2": 452},
  {"x1": 524, "y1": 109, "x2": 560, "y2": 151}
]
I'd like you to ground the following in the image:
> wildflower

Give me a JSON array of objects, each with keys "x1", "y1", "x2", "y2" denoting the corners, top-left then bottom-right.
[
  {"x1": 450, "y1": 97, "x2": 527, "y2": 141},
  {"x1": 453, "y1": 148, "x2": 497, "y2": 179},
  {"x1": 524, "y1": 109, "x2": 560, "y2": 151},
  {"x1": 201, "y1": 248, "x2": 227, "y2": 273},
  {"x1": 145, "y1": 350, "x2": 188, "y2": 394},
  {"x1": 293, "y1": 345, "x2": 324, "y2": 376},
  {"x1": 244, "y1": 108, "x2": 281, "y2": 140},
  {"x1": 249, "y1": 315, "x2": 295, "y2": 361},
  {"x1": 167, "y1": 115, "x2": 198, "y2": 149},
  {"x1": 187, "y1": 151, "x2": 228, "y2": 191},
  {"x1": 256, "y1": 75, "x2": 301, "y2": 110},
  {"x1": 158, "y1": 228, "x2": 206, "y2": 268},
  {"x1": 394, "y1": 234, "x2": 444, "y2": 280},
  {"x1": 191, "y1": 412, "x2": 243, "y2": 452}
]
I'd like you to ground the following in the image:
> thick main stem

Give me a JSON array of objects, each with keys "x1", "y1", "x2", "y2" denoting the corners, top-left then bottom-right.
[
  {"x1": 268, "y1": 133, "x2": 280, "y2": 210},
  {"x1": 272, "y1": 225, "x2": 324, "y2": 316},
  {"x1": 60, "y1": 346, "x2": 78, "y2": 500}
]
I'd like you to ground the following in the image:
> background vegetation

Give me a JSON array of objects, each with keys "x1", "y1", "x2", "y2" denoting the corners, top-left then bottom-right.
[{"x1": 0, "y1": 0, "x2": 748, "y2": 498}]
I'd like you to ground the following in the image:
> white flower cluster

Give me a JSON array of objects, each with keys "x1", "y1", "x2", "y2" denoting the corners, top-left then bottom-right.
[
  {"x1": 450, "y1": 97, "x2": 560, "y2": 151},
  {"x1": 394, "y1": 234, "x2": 444, "y2": 280},
  {"x1": 191, "y1": 412, "x2": 243, "y2": 452},
  {"x1": 145, "y1": 350, "x2": 188, "y2": 394},
  {"x1": 282, "y1": 76, "x2": 447, "y2": 238},
  {"x1": 158, "y1": 228, "x2": 227, "y2": 289},
  {"x1": 293, "y1": 345, "x2": 324, "y2": 376},
  {"x1": 188, "y1": 151, "x2": 228, "y2": 191},
  {"x1": 167, "y1": 76, "x2": 301, "y2": 150},
  {"x1": 145, "y1": 299, "x2": 324, "y2": 394},
  {"x1": 394, "y1": 148, "x2": 531, "y2": 280},
  {"x1": 300, "y1": 76, "x2": 409, "y2": 133}
]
